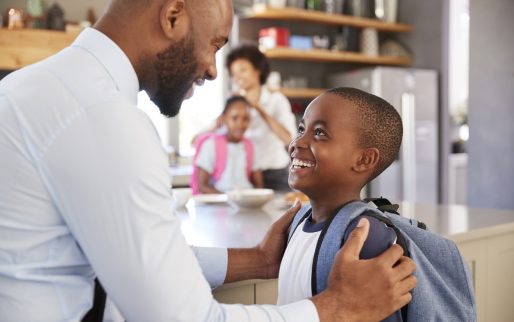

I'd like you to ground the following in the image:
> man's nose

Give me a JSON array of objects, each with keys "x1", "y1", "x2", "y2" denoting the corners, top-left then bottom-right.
[{"x1": 206, "y1": 63, "x2": 217, "y2": 81}]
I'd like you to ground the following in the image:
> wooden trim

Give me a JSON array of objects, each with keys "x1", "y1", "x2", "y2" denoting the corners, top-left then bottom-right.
[
  {"x1": 280, "y1": 87, "x2": 325, "y2": 99},
  {"x1": 0, "y1": 28, "x2": 78, "y2": 70},
  {"x1": 246, "y1": 7, "x2": 413, "y2": 33},
  {"x1": 264, "y1": 47, "x2": 412, "y2": 66}
]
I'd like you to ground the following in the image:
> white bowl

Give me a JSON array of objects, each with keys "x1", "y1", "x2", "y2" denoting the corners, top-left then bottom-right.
[
  {"x1": 171, "y1": 188, "x2": 193, "y2": 209},
  {"x1": 226, "y1": 189, "x2": 275, "y2": 208}
]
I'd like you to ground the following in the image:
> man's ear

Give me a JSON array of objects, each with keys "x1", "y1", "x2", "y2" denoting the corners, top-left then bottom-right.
[
  {"x1": 160, "y1": 0, "x2": 189, "y2": 40},
  {"x1": 353, "y1": 148, "x2": 380, "y2": 173}
]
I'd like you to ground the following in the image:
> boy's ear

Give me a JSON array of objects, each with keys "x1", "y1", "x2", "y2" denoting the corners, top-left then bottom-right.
[
  {"x1": 160, "y1": 0, "x2": 189, "y2": 41},
  {"x1": 353, "y1": 148, "x2": 380, "y2": 173}
]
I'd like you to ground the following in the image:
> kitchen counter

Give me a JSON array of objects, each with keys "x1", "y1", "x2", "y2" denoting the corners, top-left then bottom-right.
[
  {"x1": 177, "y1": 197, "x2": 514, "y2": 321},
  {"x1": 176, "y1": 198, "x2": 514, "y2": 247}
]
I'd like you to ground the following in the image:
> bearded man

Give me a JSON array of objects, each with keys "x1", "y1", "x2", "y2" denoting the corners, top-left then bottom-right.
[{"x1": 0, "y1": 0, "x2": 416, "y2": 321}]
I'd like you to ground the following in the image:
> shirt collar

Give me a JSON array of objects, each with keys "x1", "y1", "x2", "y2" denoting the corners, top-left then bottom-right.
[{"x1": 71, "y1": 28, "x2": 140, "y2": 105}]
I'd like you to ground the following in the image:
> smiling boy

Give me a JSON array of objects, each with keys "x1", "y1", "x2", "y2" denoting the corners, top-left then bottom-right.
[{"x1": 278, "y1": 87, "x2": 404, "y2": 321}]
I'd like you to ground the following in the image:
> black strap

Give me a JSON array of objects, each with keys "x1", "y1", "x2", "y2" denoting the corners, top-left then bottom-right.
[{"x1": 81, "y1": 279, "x2": 107, "y2": 322}]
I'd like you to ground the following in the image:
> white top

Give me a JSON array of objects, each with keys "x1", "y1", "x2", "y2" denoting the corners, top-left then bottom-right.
[
  {"x1": 245, "y1": 88, "x2": 296, "y2": 170},
  {"x1": 277, "y1": 220, "x2": 322, "y2": 305},
  {"x1": 195, "y1": 137, "x2": 257, "y2": 192},
  {"x1": 0, "y1": 28, "x2": 318, "y2": 322}
]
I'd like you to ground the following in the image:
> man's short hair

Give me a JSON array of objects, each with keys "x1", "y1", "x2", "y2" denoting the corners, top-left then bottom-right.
[
  {"x1": 226, "y1": 45, "x2": 270, "y2": 85},
  {"x1": 327, "y1": 87, "x2": 403, "y2": 181}
]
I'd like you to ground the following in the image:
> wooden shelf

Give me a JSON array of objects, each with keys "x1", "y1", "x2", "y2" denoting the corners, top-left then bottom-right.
[
  {"x1": 0, "y1": 28, "x2": 78, "y2": 70},
  {"x1": 264, "y1": 47, "x2": 411, "y2": 66},
  {"x1": 280, "y1": 87, "x2": 325, "y2": 99},
  {"x1": 247, "y1": 7, "x2": 412, "y2": 33}
]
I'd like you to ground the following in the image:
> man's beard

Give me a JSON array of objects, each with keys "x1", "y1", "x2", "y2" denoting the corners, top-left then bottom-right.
[{"x1": 151, "y1": 32, "x2": 197, "y2": 118}]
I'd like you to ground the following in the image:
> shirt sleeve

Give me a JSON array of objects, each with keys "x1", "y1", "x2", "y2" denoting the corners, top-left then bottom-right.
[
  {"x1": 250, "y1": 141, "x2": 260, "y2": 171},
  {"x1": 42, "y1": 103, "x2": 320, "y2": 322},
  {"x1": 191, "y1": 246, "x2": 228, "y2": 289},
  {"x1": 194, "y1": 137, "x2": 215, "y2": 173}
]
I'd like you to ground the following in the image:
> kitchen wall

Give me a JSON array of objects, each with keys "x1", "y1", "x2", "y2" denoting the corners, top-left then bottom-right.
[
  {"x1": 396, "y1": 0, "x2": 450, "y2": 203},
  {"x1": 0, "y1": 0, "x2": 107, "y2": 23},
  {"x1": 467, "y1": 0, "x2": 514, "y2": 210}
]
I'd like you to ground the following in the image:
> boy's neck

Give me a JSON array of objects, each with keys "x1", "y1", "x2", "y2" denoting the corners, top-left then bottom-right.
[{"x1": 308, "y1": 190, "x2": 361, "y2": 224}]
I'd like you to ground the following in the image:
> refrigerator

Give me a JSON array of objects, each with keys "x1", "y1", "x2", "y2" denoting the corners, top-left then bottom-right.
[{"x1": 328, "y1": 67, "x2": 438, "y2": 203}]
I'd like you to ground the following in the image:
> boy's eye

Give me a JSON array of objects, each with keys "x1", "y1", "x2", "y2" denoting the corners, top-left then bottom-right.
[
  {"x1": 297, "y1": 124, "x2": 305, "y2": 133},
  {"x1": 314, "y1": 128, "x2": 326, "y2": 136}
]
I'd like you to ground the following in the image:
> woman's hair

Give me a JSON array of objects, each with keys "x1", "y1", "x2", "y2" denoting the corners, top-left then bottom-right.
[
  {"x1": 222, "y1": 95, "x2": 250, "y2": 115},
  {"x1": 226, "y1": 45, "x2": 270, "y2": 85}
]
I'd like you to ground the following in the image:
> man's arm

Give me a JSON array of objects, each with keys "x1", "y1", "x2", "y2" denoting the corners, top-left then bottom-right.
[{"x1": 225, "y1": 200, "x2": 302, "y2": 283}]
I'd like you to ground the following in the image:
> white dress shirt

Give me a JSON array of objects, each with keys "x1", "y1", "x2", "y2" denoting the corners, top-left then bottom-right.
[
  {"x1": 0, "y1": 28, "x2": 318, "y2": 322},
  {"x1": 245, "y1": 88, "x2": 297, "y2": 170}
]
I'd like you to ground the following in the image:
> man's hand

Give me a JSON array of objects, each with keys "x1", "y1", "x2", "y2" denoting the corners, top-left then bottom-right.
[
  {"x1": 312, "y1": 218, "x2": 417, "y2": 322},
  {"x1": 225, "y1": 200, "x2": 301, "y2": 283}
]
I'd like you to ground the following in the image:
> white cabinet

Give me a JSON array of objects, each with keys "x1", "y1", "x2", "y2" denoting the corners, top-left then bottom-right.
[{"x1": 452, "y1": 223, "x2": 514, "y2": 321}]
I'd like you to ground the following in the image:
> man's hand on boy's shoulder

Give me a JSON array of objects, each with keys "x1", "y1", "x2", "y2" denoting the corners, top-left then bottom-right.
[{"x1": 312, "y1": 218, "x2": 417, "y2": 322}]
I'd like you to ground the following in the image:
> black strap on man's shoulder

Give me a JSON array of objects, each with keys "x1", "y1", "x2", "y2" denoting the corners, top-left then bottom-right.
[{"x1": 81, "y1": 279, "x2": 106, "y2": 322}]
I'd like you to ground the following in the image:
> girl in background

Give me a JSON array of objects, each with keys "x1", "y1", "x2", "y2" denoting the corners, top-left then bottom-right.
[{"x1": 192, "y1": 96, "x2": 263, "y2": 194}]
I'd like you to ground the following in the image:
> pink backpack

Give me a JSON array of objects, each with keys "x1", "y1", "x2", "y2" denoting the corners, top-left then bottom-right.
[{"x1": 190, "y1": 133, "x2": 254, "y2": 195}]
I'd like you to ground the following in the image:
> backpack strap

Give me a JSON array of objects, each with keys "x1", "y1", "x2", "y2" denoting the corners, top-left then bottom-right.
[
  {"x1": 242, "y1": 137, "x2": 254, "y2": 179},
  {"x1": 190, "y1": 133, "x2": 217, "y2": 195},
  {"x1": 311, "y1": 201, "x2": 366, "y2": 295},
  {"x1": 81, "y1": 279, "x2": 106, "y2": 322},
  {"x1": 212, "y1": 134, "x2": 228, "y2": 181},
  {"x1": 364, "y1": 197, "x2": 427, "y2": 230},
  {"x1": 287, "y1": 205, "x2": 312, "y2": 244}
]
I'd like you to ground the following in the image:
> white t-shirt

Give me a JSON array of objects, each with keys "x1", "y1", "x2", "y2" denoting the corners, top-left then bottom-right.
[
  {"x1": 195, "y1": 137, "x2": 258, "y2": 192},
  {"x1": 277, "y1": 220, "x2": 323, "y2": 305},
  {"x1": 245, "y1": 88, "x2": 297, "y2": 170}
]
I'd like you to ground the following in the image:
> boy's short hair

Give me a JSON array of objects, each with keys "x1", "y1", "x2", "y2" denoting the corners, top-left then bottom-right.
[
  {"x1": 226, "y1": 45, "x2": 270, "y2": 85},
  {"x1": 327, "y1": 87, "x2": 403, "y2": 181},
  {"x1": 222, "y1": 95, "x2": 250, "y2": 115}
]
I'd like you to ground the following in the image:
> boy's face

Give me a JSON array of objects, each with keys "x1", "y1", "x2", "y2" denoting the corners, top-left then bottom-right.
[
  {"x1": 288, "y1": 93, "x2": 363, "y2": 198},
  {"x1": 224, "y1": 101, "x2": 251, "y2": 142}
]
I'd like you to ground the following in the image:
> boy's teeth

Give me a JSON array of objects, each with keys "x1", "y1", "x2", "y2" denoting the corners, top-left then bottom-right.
[{"x1": 292, "y1": 158, "x2": 314, "y2": 168}]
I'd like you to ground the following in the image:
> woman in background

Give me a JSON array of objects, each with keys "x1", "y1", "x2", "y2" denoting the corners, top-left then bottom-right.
[{"x1": 226, "y1": 44, "x2": 296, "y2": 191}]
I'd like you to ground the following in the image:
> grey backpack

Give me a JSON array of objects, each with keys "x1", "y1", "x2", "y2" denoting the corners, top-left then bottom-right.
[{"x1": 288, "y1": 198, "x2": 476, "y2": 321}]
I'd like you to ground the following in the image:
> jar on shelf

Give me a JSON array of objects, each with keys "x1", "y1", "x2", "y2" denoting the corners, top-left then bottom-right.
[{"x1": 306, "y1": 0, "x2": 321, "y2": 11}]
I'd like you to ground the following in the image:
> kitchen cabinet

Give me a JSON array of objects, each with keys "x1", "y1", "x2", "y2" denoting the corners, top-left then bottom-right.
[
  {"x1": 0, "y1": 28, "x2": 78, "y2": 70},
  {"x1": 453, "y1": 223, "x2": 514, "y2": 322},
  {"x1": 236, "y1": 7, "x2": 413, "y2": 99}
]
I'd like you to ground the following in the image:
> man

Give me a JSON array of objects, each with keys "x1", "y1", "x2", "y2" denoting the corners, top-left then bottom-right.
[{"x1": 0, "y1": 0, "x2": 416, "y2": 321}]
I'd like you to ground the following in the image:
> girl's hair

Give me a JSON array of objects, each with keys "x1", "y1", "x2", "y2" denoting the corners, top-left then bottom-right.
[
  {"x1": 226, "y1": 45, "x2": 270, "y2": 85},
  {"x1": 222, "y1": 95, "x2": 251, "y2": 115}
]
